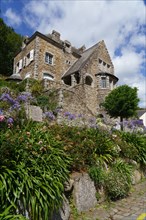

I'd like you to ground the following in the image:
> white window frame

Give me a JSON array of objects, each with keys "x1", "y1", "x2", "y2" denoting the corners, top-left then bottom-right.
[
  {"x1": 30, "y1": 49, "x2": 34, "y2": 62},
  {"x1": 45, "y1": 52, "x2": 53, "y2": 65},
  {"x1": 101, "y1": 77, "x2": 107, "y2": 88}
]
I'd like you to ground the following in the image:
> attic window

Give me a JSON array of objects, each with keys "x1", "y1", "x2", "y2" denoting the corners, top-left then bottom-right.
[
  {"x1": 99, "y1": 59, "x2": 102, "y2": 64},
  {"x1": 45, "y1": 52, "x2": 53, "y2": 65},
  {"x1": 66, "y1": 60, "x2": 71, "y2": 64},
  {"x1": 43, "y1": 73, "x2": 54, "y2": 81}
]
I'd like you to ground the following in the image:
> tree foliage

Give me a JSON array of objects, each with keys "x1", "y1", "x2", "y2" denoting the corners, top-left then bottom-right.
[
  {"x1": 102, "y1": 85, "x2": 139, "y2": 129},
  {"x1": 0, "y1": 18, "x2": 23, "y2": 76}
]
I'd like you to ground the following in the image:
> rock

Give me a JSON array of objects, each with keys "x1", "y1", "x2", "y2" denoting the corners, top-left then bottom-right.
[
  {"x1": 72, "y1": 172, "x2": 97, "y2": 213},
  {"x1": 26, "y1": 105, "x2": 43, "y2": 122},
  {"x1": 132, "y1": 170, "x2": 142, "y2": 185},
  {"x1": 52, "y1": 194, "x2": 70, "y2": 220},
  {"x1": 64, "y1": 178, "x2": 74, "y2": 192}
]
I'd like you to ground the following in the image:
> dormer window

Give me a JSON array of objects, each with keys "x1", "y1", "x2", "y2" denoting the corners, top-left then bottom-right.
[
  {"x1": 99, "y1": 59, "x2": 102, "y2": 64},
  {"x1": 66, "y1": 60, "x2": 71, "y2": 65},
  {"x1": 45, "y1": 52, "x2": 53, "y2": 65}
]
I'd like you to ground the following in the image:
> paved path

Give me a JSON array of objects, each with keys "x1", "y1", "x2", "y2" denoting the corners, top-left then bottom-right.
[{"x1": 72, "y1": 180, "x2": 146, "y2": 220}]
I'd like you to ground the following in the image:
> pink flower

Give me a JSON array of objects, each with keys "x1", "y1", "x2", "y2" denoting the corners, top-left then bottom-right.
[{"x1": 0, "y1": 115, "x2": 5, "y2": 122}]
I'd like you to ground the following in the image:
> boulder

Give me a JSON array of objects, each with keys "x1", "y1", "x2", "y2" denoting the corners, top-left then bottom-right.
[
  {"x1": 72, "y1": 172, "x2": 97, "y2": 213},
  {"x1": 132, "y1": 170, "x2": 142, "y2": 185},
  {"x1": 52, "y1": 195, "x2": 70, "y2": 220}
]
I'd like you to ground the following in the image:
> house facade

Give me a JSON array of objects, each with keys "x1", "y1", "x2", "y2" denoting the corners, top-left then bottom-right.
[{"x1": 11, "y1": 30, "x2": 118, "y2": 118}]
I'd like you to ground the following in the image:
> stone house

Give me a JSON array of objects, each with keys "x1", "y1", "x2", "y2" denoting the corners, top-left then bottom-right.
[{"x1": 10, "y1": 30, "x2": 118, "y2": 118}]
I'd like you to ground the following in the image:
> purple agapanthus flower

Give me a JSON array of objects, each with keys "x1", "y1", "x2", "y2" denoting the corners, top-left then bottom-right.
[
  {"x1": 64, "y1": 112, "x2": 71, "y2": 117},
  {"x1": 7, "y1": 117, "x2": 14, "y2": 124},
  {"x1": 45, "y1": 111, "x2": 55, "y2": 120},
  {"x1": 68, "y1": 114, "x2": 76, "y2": 120},
  {"x1": 0, "y1": 93, "x2": 15, "y2": 105}
]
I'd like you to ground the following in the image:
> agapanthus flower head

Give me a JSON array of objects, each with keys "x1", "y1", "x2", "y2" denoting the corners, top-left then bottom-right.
[
  {"x1": 7, "y1": 117, "x2": 14, "y2": 124},
  {"x1": 68, "y1": 114, "x2": 76, "y2": 120},
  {"x1": 45, "y1": 111, "x2": 55, "y2": 120},
  {"x1": 64, "y1": 112, "x2": 71, "y2": 117},
  {"x1": 78, "y1": 114, "x2": 83, "y2": 118},
  {"x1": 0, "y1": 93, "x2": 15, "y2": 104}
]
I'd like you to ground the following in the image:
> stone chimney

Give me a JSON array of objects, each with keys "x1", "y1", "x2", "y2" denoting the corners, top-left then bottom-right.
[
  {"x1": 64, "y1": 40, "x2": 72, "y2": 53},
  {"x1": 51, "y1": 30, "x2": 61, "y2": 41},
  {"x1": 21, "y1": 36, "x2": 29, "y2": 49}
]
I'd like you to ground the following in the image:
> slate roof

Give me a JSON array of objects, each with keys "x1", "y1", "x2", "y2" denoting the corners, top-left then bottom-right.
[
  {"x1": 137, "y1": 110, "x2": 146, "y2": 118},
  {"x1": 62, "y1": 42, "x2": 100, "y2": 78}
]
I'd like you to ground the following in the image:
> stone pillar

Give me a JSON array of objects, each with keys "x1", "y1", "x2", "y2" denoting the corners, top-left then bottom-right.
[
  {"x1": 110, "y1": 80, "x2": 113, "y2": 90},
  {"x1": 34, "y1": 36, "x2": 39, "y2": 79},
  {"x1": 106, "y1": 76, "x2": 109, "y2": 88},
  {"x1": 57, "y1": 89, "x2": 64, "y2": 124}
]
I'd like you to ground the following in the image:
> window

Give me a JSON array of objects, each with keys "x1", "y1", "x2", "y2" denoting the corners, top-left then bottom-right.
[
  {"x1": 45, "y1": 52, "x2": 53, "y2": 65},
  {"x1": 99, "y1": 59, "x2": 102, "y2": 64},
  {"x1": 107, "y1": 64, "x2": 110, "y2": 68},
  {"x1": 43, "y1": 73, "x2": 54, "y2": 81},
  {"x1": 26, "y1": 53, "x2": 30, "y2": 66},
  {"x1": 85, "y1": 76, "x2": 93, "y2": 86},
  {"x1": 16, "y1": 62, "x2": 19, "y2": 74},
  {"x1": 101, "y1": 77, "x2": 106, "y2": 88},
  {"x1": 66, "y1": 60, "x2": 71, "y2": 64}
]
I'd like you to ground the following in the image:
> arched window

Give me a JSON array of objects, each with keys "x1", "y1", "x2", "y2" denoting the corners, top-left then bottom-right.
[
  {"x1": 85, "y1": 75, "x2": 93, "y2": 86},
  {"x1": 43, "y1": 73, "x2": 54, "y2": 81}
]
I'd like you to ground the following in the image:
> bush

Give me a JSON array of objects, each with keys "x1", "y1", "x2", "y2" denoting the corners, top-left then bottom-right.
[
  {"x1": 49, "y1": 125, "x2": 119, "y2": 171},
  {"x1": 105, "y1": 159, "x2": 133, "y2": 200},
  {"x1": 0, "y1": 121, "x2": 71, "y2": 219},
  {"x1": 121, "y1": 132, "x2": 146, "y2": 166},
  {"x1": 88, "y1": 165, "x2": 106, "y2": 188}
]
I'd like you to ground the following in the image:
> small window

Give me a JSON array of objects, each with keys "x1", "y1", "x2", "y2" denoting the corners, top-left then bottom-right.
[
  {"x1": 107, "y1": 64, "x2": 110, "y2": 68},
  {"x1": 99, "y1": 59, "x2": 102, "y2": 64},
  {"x1": 45, "y1": 52, "x2": 53, "y2": 65},
  {"x1": 85, "y1": 76, "x2": 93, "y2": 86},
  {"x1": 43, "y1": 73, "x2": 54, "y2": 81},
  {"x1": 101, "y1": 77, "x2": 106, "y2": 88},
  {"x1": 103, "y1": 62, "x2": 106, "y2": 66},
  {"x1": 66, "y1": 60, "x2": 71, "y2": 64}
]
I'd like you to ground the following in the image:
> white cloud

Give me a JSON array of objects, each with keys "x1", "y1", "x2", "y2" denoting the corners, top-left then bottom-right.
[
  {"x1": 4, "y1": 8, "x2": 21, "y2": 26},
  {"x1": 113, "y1": 48, "x2": 145, "y2": 107},
  {"x1": 8, "y1": 0, "x2": 146, "y2": 107}
]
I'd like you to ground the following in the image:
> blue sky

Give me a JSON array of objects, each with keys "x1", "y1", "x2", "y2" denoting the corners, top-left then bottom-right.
[{"x1": 0, "y1": 0, "x2": 146, "y2": 108}]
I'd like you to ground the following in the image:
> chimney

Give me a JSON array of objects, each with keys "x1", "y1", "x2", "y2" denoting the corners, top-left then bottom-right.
[{"x1": 51, "y1": 30, "x2": 61, "y2": 41}]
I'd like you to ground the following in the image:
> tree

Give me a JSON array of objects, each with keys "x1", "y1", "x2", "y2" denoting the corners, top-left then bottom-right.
[
  {"x1": 0, "y1": 18, "x2": 23, "y2": 76},
  {"x1": 102, "y1": 85, "x2": 140, "y2": 130}
]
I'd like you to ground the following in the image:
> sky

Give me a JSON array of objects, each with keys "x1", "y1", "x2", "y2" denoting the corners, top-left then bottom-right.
[{"x1": 0, "y1": 0, "x2": 146, "y2": 108}]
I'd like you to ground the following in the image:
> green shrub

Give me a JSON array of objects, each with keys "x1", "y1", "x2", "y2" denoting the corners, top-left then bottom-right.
[
  {"x1": 105, "y1": 159, "x2": 133, "y2": 200},
  {"x1": 0, "y1": 121, "x2": 71, "y2": 219},
  {"x1": 88, "y1": 165, "x2": 106, "y2": 188},
  {"x1": 121, "y1": 132, "x2": 146, "y2": 166}
]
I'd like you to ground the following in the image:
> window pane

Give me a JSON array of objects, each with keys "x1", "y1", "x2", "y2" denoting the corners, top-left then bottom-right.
[{"x1": 101, "y1": 77, "x2": 106, "y2": 88}]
